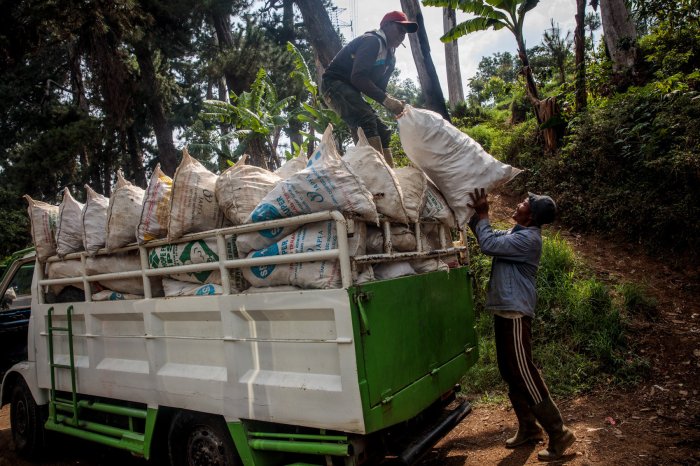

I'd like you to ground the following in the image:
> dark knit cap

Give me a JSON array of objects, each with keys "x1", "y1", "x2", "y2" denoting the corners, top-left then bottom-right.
[{"x1": 528, "y1": 192, "x2": 557, "y2": 225}]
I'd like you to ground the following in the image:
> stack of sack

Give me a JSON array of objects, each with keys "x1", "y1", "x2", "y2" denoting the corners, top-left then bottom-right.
[{"x1": 26, "y1": 105, "x2": 521, "y2": 295}]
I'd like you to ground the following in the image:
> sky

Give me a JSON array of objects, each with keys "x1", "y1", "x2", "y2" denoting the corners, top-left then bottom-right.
[{"x1": 331, "y1": 0, "x2": 583, "y2": 96}]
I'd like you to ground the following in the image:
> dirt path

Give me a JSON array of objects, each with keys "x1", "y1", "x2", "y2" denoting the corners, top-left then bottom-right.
[{"x1": 1, "y1": 201, "x2": 699, "y2": 465}]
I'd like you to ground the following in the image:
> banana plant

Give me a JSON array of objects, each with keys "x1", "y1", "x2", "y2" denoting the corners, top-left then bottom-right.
[
  {"x1": 423, "y1": 0, "x2": 541, "y2": 102},
  {"x1": 200, "y1": 68, "x2": 294, "y2": 169},
  {"x1": 286, "y1": 42, "x2": 351, "y2": 150}
]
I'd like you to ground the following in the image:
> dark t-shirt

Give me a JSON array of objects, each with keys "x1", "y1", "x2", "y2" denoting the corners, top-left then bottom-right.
[{"x1": 323, "y1": 31, "x2": 395, "y2": 103}]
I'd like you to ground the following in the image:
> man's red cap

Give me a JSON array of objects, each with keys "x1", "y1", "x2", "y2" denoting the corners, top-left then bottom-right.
[{"x1": 380, "y1": 11, "x2": 419, "y2": 33}]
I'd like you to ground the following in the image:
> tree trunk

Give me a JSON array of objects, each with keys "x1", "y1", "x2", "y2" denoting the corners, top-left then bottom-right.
[
  {"x1": 293, "y1": 0, "x2": 342, "y2": 71},
  {"x1": 514, "y1": 34, "x2": 560, "y2": 151},
  {"x1": 574, "y1": 0, "x2": 587, "y2": 111},
  {"x1": 126, "y1": 125, "x2": 146, "y2": 188},
  {"x1": 401, "y1": 0, "x2": 450, "y2": 121},
  {"x1": 599, "y1": 0, "x2": 638, "y2": 74},
  {"x1": 210, "y1": 7, "x2": 237, "y2": 99},
  {"x1": 443, "y1": 8, "x2": 464, "y2": 106},
  {"x1": 133, "y1": 40, "x2": 179, "y2": 176}
]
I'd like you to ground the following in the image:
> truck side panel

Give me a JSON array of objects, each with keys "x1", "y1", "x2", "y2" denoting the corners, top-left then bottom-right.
[{"x1": 33, "y1": 289, "x2": 367, "y2": 433}]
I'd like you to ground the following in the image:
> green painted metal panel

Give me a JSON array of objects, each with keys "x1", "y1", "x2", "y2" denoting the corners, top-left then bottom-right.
[{"x1": 348, "y1": 267, "x2": 478, "y2": 433}]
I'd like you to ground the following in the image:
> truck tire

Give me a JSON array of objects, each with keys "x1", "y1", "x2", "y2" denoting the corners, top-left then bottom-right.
[
  {"x1": 10, "y1": 377, "x2": 46, "y2": 458},
  {"x1": 168, "y1": 410, "x2": 241, "y2": 466}
]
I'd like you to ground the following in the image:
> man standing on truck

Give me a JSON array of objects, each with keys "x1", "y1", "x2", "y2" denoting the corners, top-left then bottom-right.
[
  {"x1": 321, "y1": 11, "x2": 418, "y2": 167},
  {"x1": 467, "y1": 189, "x2": 576, "y2": 461}
]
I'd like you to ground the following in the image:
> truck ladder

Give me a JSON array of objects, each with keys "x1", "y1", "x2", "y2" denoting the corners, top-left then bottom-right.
[{"x1": 44, "y1": 306, "x2": 157, "y2": 458}]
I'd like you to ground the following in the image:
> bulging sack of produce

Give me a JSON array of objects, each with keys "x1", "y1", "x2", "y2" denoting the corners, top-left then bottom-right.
[
  {"x1": 398, "y1": 105, "x2": 521, "y2": 226},
  {"x1": 343, "y1": 129, "x2": 409, "y2": 224},
  {"x1": 242, "y1": 219, "x2": 366, "y2": 289},
  {"x1": 394, "y1": 166, "x2": 427, "y2": 223},
  {"x1": 24, "y1": 195, "x2": 59, "y2": 261},
  {"x1": 148, "y1": 239, "x2": 221, "y2": 284},
  {"x1": 274, "y1": 153, "x2": 308, "y2": 180},
  {"x1": 422, "y1": 181, "x2": 456, "y2": 228},
  {"x1": 373, "y1": 262, "x2": 416, "y2": 280},
  {"x1": 163, "y1": 278, "x2": 223, "y2": 297},
  {"x1": 411, "y1": 258, "x2": 449, "y2": 274},
  {"x1": 86, "y1": 252, "x2": 163, "y2": 296},
  {"x1": 169, "y1": 148, "x2": 225, "y2": 241},
  {"x1": 216, "y1": 154, "x2": 281, "y2": 225},
  {"x1": 236, "y1": 125, "x2": 377, "y2": 255},
  {"x1": 105, "y1": 172, "x2": 145, "y2": 251},
  {"x1": 366, "y1": 225, "x2": 417, "y2": 254},
  {"x1": 46, "y1": 260, "x2": 84, "y2": 295},
  {"x1": 137, "y1": 164, "x2": 172, "y2": 243},
  {"x1": 82, "y1": 185, "x2": 109, "y2": 256},
  {"x1": 56, "y1": 188, "x2": 85, "y2": 258}
]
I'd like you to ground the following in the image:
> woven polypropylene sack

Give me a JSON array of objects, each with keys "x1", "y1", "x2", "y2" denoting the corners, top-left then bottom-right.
[
  {"x1": 148, "y1": 239, "x2": 222, "y2": 285},
  {"x1": 24, "y1": 195, "x2": 59, "y2": 261},
  {"x1": 86, "y1": 252, "x2": 163, "y2": 296},
  {"x1": 82, "y1": 185, "x2": 109, "y2": 256},
  {"x1": 274, "y1": 154, "x2": 308, "y2": 180},
  {"x1": 105, "y1": 172, "x2": 145, "y2": 251},
  {"x1": 216, "y1": 155, "x2": 281, "y2": 225},
  {"x1": 242, "y1": 220, "x2": 366, "y2": 289},
  {"x1": 394, "y1": 166, "x2": 427, "y2": 223},
  {"x1": 137, "y1": 164, "x2": 172, "y2": 243},
  {"x1": 56, "y1": 188, "x2": 85, "y2": 257},
  {"x1": 343, "y1": 129, "x2": 409, "y2": 224},
  {"x1": 398, "y1": 105, "x2": 521, "y2": 227},
  {"x1": 422, "y1": 181, "x2": 456, "y2": 228},
  {"x1": 168, "y1": 148, "x2": 225, "y2": 241},
  {"x1": 236, "y1": 125, "x2": 377, "y2": 255}
]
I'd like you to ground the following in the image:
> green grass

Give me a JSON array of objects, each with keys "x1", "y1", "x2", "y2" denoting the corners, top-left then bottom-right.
[{"x1": 463, "y1": 231, "x2": 651, "y2": 399}]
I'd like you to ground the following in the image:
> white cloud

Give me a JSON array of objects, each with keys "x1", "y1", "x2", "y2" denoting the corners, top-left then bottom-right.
[{"x1": 332, "y1": 0, "x2": 586, "y2": 96}]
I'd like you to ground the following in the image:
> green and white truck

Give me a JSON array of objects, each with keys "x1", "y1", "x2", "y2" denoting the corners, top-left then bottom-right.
[{"x1": 1, "y1": 211, "x2": 478, "y2": 465}]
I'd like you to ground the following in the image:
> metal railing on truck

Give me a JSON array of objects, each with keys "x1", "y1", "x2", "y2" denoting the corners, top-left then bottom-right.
[{"x1": 36, "y1": 210, "x2": 468, "y2": 302}]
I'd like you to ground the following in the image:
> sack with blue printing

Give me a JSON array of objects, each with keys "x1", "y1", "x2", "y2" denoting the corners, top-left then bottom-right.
[
  {"x1": 242, "y1": 219, "x2": 366, "y2": 289},
  {"x1": 236, "y1": 125, "x2": 377, "y2": 255},
  {"x1": 92, "y1": 290, "x2": 143, "y2": 301},
  {"x1": 148, "y1": 239, "x2": 222, "y2": 284}
]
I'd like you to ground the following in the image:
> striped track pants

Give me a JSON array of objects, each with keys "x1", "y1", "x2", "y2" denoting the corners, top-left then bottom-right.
[{"x1": 494, "y1": 314, "x2": 550, "y2": 405}]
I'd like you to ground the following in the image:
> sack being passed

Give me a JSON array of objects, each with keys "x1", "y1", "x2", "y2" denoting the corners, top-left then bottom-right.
[{"x1": 398, "y1": 105, "x2": 521, "y2": 227}]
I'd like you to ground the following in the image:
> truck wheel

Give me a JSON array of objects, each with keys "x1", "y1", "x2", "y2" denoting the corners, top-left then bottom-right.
[
  {"x1": 10, "y1": 378, "x2": 45, "y2": 458},
  {"x1": 168, "y1": 410, "x2": 240, "y2": 466}
]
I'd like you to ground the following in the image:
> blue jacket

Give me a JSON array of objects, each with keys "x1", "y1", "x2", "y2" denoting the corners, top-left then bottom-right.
[{"x1": 473, "y1": 220, "x2": 542, "y2": 317}]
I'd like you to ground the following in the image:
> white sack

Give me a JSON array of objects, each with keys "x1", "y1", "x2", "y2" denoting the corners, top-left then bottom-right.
[
  {"x1": 274, "y1": 154, "x2": 308, "y2": 180},
  {"x1": 398, "y1": 105, "x2": 521, "y2": 227},
  {"x1": 373, "y1": 262, "x2": 416, "y2": 280},
  {"x1": 86, "y1": 253, "x2": 163, "y2": 296},
  {"x1": 24, "y1": 195, "x2": 58, "y2": 261},
  {"x1": 47, "y1": 260, "x2": 84, "y2": 295},
  {"x1": 422, "y1": 181, "x2": 456, "y2": 228},
  {"x1": 236, "y1": 125, "x2": 377, "y2": 255},
  {"x1": 410, "y1": 259, "x2": 449, "y2": 274},
  {"x1": 55, "y1": 188, "x2": 85, "y2": 258},
  {"x1": 365, "y1": 225, "x2": 417, "y2": 254},
  {"x1": 163, "y1": 278, "x2": 223, "y2": 297},
  {"x1": 82, "y1": 185, "x2": 109, "y2": 256},
  {"x1": 343, "y1": 129, "x2": 409, "y2": 223},
  {"x1": 394, "y1": 166, "x2": 427, "y2": 223},
  {"x1": 148, "y1": 239, "x2": 222, "y2": 284},
  {"x1": 169, "y1": 148, "x2": 225, "y2": 241},
  {"x1": 137, "y1": 164, "x2": 172, "y2": 243},
  {"x1": 242, "y1": 219, "x2": 366, "y2": 289},
  {"x1": 105, "y1": 172, "x2": 145, "y2": 251},
  {"x1": 216, "y1": 155, "x2": 281, "y2": 225}
]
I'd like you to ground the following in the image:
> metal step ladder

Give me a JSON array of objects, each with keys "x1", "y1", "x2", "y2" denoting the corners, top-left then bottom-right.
[{"x1": 44, "y1": 306, "x2": 157, "y2": 458}]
